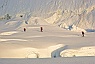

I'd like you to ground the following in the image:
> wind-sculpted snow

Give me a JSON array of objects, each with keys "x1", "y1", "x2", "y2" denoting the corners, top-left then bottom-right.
[
  {"x1": 51, "y1": 45, "x2": 68, "y2": 58},
  {"x1": 61, "y1": 46, "x2": 95, "y2": 57}
]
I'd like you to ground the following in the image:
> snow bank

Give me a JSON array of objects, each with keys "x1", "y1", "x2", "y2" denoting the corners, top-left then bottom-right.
[
  {"x1": 0, "y1": 44, "x2": 65, "y2": 58},
  {"x1": 61, "y1": 46, "x2": 95, "y2": 57}
]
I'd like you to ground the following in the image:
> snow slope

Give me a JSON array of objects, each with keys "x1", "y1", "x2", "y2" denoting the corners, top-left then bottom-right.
[{"x1": 0, "y1": 0, "x2": 95, "y2": 30}]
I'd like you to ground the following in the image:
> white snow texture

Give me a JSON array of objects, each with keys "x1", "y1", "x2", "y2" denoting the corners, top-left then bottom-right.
[{"x1": 0, "y1": 0, "x2": 95, "y2": 64}]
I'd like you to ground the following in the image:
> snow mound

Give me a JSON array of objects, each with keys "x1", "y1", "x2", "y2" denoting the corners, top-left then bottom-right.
[
  {"x1": 0, "y1": 44, "x2": 66, "y2": 58},
  {"x1": 61, "y1": 46, "x2": 95, "y2": 57}
]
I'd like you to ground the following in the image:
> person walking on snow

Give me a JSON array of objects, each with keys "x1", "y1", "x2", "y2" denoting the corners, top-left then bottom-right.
[
  {"x1": 82, "y1": 31, "x2": 84, "y2": 37},
  {"x1": 40, "y1": 27, "x2": 43, "y2": 32},
  {"x1": 24, "y1": 28, "x2": 26, "y2": 32}
]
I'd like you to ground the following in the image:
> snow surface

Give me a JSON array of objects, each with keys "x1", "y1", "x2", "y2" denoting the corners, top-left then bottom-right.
[
  {"x1": 0, "y1": 24, "x2": 95, "y2": 58},
  {"x1": 0, "y1": 57, "x2": 95, "y2": 64},
  {"x1": 0, "y1": 0, "x2": 95, "y2": 64}
]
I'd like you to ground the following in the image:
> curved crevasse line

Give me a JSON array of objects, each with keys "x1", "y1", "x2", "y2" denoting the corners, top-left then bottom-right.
[{"x1": 51, "y1": 45, "x2": 68, "y2": 58}]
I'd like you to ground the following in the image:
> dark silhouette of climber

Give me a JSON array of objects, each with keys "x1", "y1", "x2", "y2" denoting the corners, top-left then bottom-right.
[
  {"x1": 40, "y1": 27, "x2": 43, "y2": 32},
  {"x1": 82, "y1": 31, "x2": 84, "y2": 37},
  {"x1": 24, "y1": 28, "x2": 26, "y2": 32}
]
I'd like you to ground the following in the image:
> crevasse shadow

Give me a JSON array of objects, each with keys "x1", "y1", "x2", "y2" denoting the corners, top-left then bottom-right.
[
  {"x1": 86, "y1": 29, "x2": 95, "y2": 32},
  {"x1": 51, "y1": 45, "x2": 68, "y2": 58}
]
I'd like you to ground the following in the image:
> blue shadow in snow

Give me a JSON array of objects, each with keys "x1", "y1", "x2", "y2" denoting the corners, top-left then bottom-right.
[{"x1": 86, "y1": 29, "x2": 95, "y2": 32}]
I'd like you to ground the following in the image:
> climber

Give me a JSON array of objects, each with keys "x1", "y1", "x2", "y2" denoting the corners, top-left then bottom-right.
[
  {"x1": 82, "y1": 31, "x2": 84, "y2": 37},
  {"x1": 24, "y1": 28, "x2": 26, "y2": 32},
  {"x1": 40, "y1": 27, "x2": 43, "y2": 32}
]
